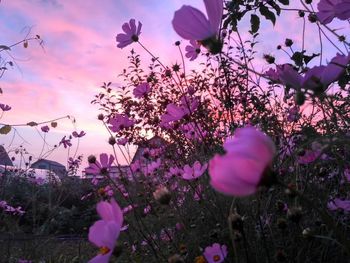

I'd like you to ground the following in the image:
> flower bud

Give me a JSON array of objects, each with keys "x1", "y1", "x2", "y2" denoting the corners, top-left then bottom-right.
[
  {"x1": 285, "y1": 38, "x2": 293, "y2": 47},
  {"x1": 287, "y1": 207, "x2": 302, "y2": 223},
  {"x1": 228, "y1": 212, "x2": 243, "y2": 231},
  {"x1": 153, "y1": 186, "x2": 171, "y2": 205},
  {"x1": 108, "y1": 136, "x2": 116, "y2": 145},
  {"x1": 168, "y1": 254, "x2": 184, "y2": 263},
  {"x1": 88, "y1": 155, "x2": 96, "y2": 164}
]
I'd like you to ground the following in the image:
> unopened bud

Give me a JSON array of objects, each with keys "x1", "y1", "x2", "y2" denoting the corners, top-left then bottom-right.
[
  {"x1": 153, "y1": 186, "x2": 171, "y2": 205},
  {"x1": 88, "y1": 155, "x2": 96, "y2": 164}
]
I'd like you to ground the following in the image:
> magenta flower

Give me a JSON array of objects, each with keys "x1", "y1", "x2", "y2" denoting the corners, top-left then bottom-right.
[
  {"x1": 317, "y1": 0, "x2": 341, "y2": 24},
  {"x1": 209, "y1": 127, "x2": 275, "y2": 196},
  {"x1": 328, "y1": 198, "x2": 350, "y2": 212},
  {"x1": 59, "y1": 136, "x2": 72, "y2": 148},
  {"x1": 203, "y1": 243, "x2": 228, "y2": 263},
  {"x1": 181, "y1": 122, "x2": 207, "y2": 140},
  {"x1": 317, "y1": 0, "x2": 350, "y2": 24},
  {"x1": 89, "y1": 199, "x2": 123, "y2": 263},
  {"x1": 264, "y1": 68, "x2": 280, "y2": 82},
  {"x1": 72, "y1": 130, "x2": 86, "y2": 138},
  {"x1": 160, "y1": 103, "x2": 187, "y2": 125},
  {"x1": 133, "y1": 82, "x2": 151, "y2": 98},
  {"x1": 277, "y1": 53, "x2": 350, "y2": 93},
  {"x1": 117, "y1": 138, "x2": 128, "y2": 145},
  {"x1": 85, "y1": 153, "x2": 115, "y2": 176},
  {"x1": 182, "y1": 161, "x2": 207, "y2": 180},
  {"x1": 286, "y1": 106, "x2": 300, "y2": 122},
  {"x1": 116, "y1": 19, "x2": 142, "y2": 48},
  {"x1": 172, "y1": 0, "x2": 223, "y2": 41},
  {"x1": 298, "y1": 150, "x2": 321, "y2": 164},
  {"x1": 108, "y1": 114, "x2": 135, "y2": 132},
  {"x1": 321, "y1": 53, "x2": 350, "y2": 86},
  {"x1": 344, "y1": 168, "x2": 350, "y2": 182},
  {"x1": 335, "y1": 0, "x2": 350, "y2": 20},
  {"x1": 41, "y1": 125, "x2": 50, "y2": 133},
  {"x1": 185, "y1": 40, "x2": 201, "y2": 61},
  {"x1": 0, "y1": 103, "x2": 11, "y2": 111},
  {"x1": 277, "y1": 64, "x2": 303, "y2": 90}
]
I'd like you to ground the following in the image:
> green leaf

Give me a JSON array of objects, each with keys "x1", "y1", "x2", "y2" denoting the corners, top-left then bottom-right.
[
  {"x1": 250, "y1": 14, "x2": 260, "y2": 34},
  {"x1": 0, "y1": 125, "x2": 11, "y2": 135},
  {"x1": 278, "y1": 0, "x2": 289, "y2": 5},
  {"x1": 259, "y1": 5, "x2": 276, "y2": 25}
]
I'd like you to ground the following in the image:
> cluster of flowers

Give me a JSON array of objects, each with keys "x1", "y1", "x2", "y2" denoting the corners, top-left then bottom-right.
[
  {"x1": 86, "y1": 0, "x2": 350, "y2": 262},
  {"x1": 0, "y1": 200, "x2": 25, "y2": 216}
]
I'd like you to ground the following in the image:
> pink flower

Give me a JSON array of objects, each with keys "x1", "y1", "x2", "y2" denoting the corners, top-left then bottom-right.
[
  {"x1": 85, "y1": 153, "x2": 115, "y2": 176},
  {"x1": 108, "y1": 114, "x2": 135, "y2": 132},
  {"x1": 143, "y1": 205, "x2": 151, "y2": 215},
  {"x1": 317, "y1": 0, "x2": 341, "y2": 24},
  {"x1": 335, "y1": 0, "x2": 350, "y2": 20},
  {"x1": 264, "y1": 68, "x2": 280, "y2": 82},
  {"x1": 161, "y1": 103, "x2": 187, "y2": 124},
  {"x1": 286, "y1": 106, "x2": 300, "y2": 122},
  {"x1": 209, "y1": 127, "x2": 275, "y2": 196},
  {"x1": 182, "y1": 161, "x2": 207, "y2": 180},
  {"x1": 72, "y1": 130, "x2": 86, "y2": 138},
  {"x1": 0, "y1": 103, "x2": 11, "y2": 111},
  {"x1": 117, "y1": 138, "x2": 128, "y2": 146},
  {"x1": 133, "y1": 82, "x2": 151, "y2": 98},
  {"x1": 181, "y1": 122, "x2": 207, "y2": 140},
  {"x1": 298, "y1": 150, "x2": 321, "y2": 164},
  {"x1": 88, "y1": 198, "x2": 123, "y2": 263},
  {"x1": 185, "y1": 40, "x2": 201, "y2": 61},
  {"x1": 41, "y1": 125, "x2": 50, "y2": 133},
  {"x1": 328, "y1": 198, "x2": 350, "y2": 212},
  {"x1": 277, "y1": 64, "x2": 303, "y2": 90},
  {"x1": 116, "y1": 19, "x2": 142, "y2": 48},
  {"x1": 172, "y1": 0, "x2": 223, "y2": 41},
  {"x1": 277, "y1": 53, "x2": 350, "y2": 93},
  {"x1": 203, "y1": 243, "x2": 228, "y2": 263},
  {"x1": 59, "y1": 136, "x2": 72, "y2": 148},
  {"x1": 317, "y1": 0, "x2": 350, "y2": 24},
  {"x1": 344, "y1": 168, "x2": 350, "y2": 182}
]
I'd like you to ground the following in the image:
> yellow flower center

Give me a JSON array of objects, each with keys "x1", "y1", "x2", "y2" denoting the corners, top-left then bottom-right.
[
  {"x1": 194, "y1": 255, "x2": 207, "y2": 263},
  {"x1": 99, "y1": 246, "x2": 110, "y2": 255},
  {"x1": 98, "y1": 188, "x2": 105, "y2": 195},
  {"x1": 213, "y1": 255, "x2": 221, "y2": 262}
]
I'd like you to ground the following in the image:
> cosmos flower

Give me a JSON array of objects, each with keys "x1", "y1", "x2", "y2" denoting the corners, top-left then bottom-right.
[
  {"x1": 116, "y1": 19, "x2": 142, "y2": 48},
  {"x1": 72, "y1": 130, "x2": 86, "y2": 138},
  {"x1": 185, "y1": 40, "x2": 201, "y2": 61},
  {"x1": 317, "y1": 0, "x2": 350, "y2": 24},
  {"x1": 317, "y1": 0, "x2": 341, "y2": 24},
  {"x1": 85, "y1": 153, "x2": 115, "y2": 176},
  {"x1": 88, "y1": 199, "x2": 123, "y2": 263},
  {"x1": 41, "y1": 125, "x2": 50, "y2": 133},
  {"x1": 182, "y1": 161, "x2": 207, "y2": 180},
  {"x1": 276, "y1": 53, "x2": 350, "y2": 94},
  {"x1": 203, "y1": 243, "x2": 228, "y2": 263},
  {"x1": 0, "y1": 103, "x2": 11, "y2": 111},
  {"x1": 328, "y1": 198, "x2": 350, "y2": 212},
  {"x1": 59, "y1": 136, "x2": 72, "y2": 148},
  {"x1": 133, "y1": 82, "x2": 151, "y2": 98},
  {"x1": 172, "y1": 0, "x2": 223, "y2": 54},
  {"x1": 209, "y1": 127, "x2": 275, "y2": 196},
  {"x1": 108, "y1": 114, "x2": 135, "y2": 132},
  {"x1": 172, "y1": 0, "x2": 223, "y2": 41}
]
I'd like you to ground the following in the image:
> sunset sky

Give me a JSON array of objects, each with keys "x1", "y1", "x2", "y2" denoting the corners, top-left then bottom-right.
[{"x1": 0, "y1": 0, "x2": 347, "y2": 172}]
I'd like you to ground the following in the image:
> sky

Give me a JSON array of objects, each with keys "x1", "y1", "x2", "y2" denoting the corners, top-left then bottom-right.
[{"x1": 0, "y1": 0, "x2": 348, "y2": 173}]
